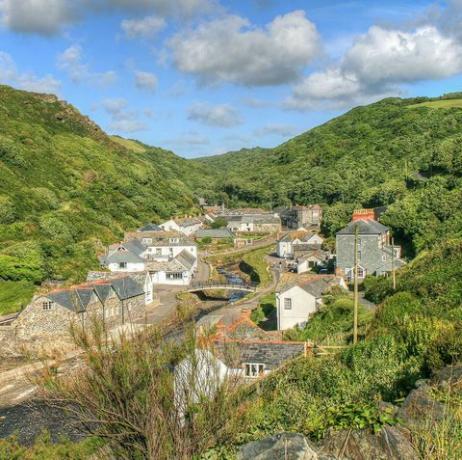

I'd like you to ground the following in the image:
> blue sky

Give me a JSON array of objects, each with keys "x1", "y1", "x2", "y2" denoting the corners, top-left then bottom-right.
[{"x1": 1, "y1": 0, "x2": 462, "y2": 157}]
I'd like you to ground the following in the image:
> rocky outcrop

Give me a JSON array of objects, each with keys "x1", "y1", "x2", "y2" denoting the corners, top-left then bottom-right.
[
  {"x1": 237, "y1": 433, "x2": 321, "y2": 460},
  {"x1": 237, "y1": 428, "x2": 418, "y2": 460}
]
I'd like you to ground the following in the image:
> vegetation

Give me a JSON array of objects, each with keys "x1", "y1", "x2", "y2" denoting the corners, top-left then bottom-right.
[
  {"x1": 283, "y1": 294, "x2": 373, "y2": 345},
  {"x1": 196, "y1": 93, "x2": 462, "y2": 257},
  {"x1": 250, "y1": 293, "x2": 276, "y2": 329},
  {"x1": 0, "y1": 280, "x2": 35, "y2": 315},
  {"x1": 0, "y1": 85, "x2": 209, "y2": 311},
  {"x1": 0, "y1": 433, "x2": 101, "y2": 460}
]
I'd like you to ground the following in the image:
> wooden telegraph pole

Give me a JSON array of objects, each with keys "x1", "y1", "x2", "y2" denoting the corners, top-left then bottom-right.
[
  {"x1": 353, "y1": 224, "x2": 359, "y2": 344},
  {"x1": 391, "y1": 236, "x2": 396, "y2": 290}
]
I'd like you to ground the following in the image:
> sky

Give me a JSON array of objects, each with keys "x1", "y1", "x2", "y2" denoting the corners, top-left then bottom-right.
[{"x1": 1, "y1": 1, "x2": 462, "y2": 158}]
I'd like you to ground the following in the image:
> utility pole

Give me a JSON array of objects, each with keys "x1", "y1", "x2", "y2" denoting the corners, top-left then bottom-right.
[
  {"x1": 391, "y1": 236, "x2": 396, "y2": 290},
  {"x1": 353, "y1": 224, "x2": 359, "y2": 344}
]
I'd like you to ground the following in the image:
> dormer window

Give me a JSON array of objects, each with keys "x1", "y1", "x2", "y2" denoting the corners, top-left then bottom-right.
[
  {"x1": 169, "y1": 238, "x2": 179, "y2": 244},
  {"x1": 42, "y1": 301, "x2": 54, "y2": 310}
]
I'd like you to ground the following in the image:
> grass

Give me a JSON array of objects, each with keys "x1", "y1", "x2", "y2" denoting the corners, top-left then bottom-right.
[
  {"x1": 110, "y1": 135, "x2": 147, "y2": 153},
  {"x1": 250, "y1": 293, "x2": 276, "y2": 330},
  {"x1": 241, "y1": 246, "x2": 273, "y2": 287},
  {"x1": 407, "y1": 98, "x2": 462, "y2": 109},
  {"x1": 0, "y1": 280, "x2": 35, "y2": 315}
]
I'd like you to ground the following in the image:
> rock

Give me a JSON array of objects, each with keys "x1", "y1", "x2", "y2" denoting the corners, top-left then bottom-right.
[
  {"x1": 398, "y1": 384, "x2": 445, "y2": 427},
  {"x1": 238, "y1": 432, "x2": 320, "y2": 460},
  {"x1": 433, "y1": 363, "x2": 462, "y2": 385},
  {"x1": 316, "y1": 426, "x2": 418, "y2": 460}
]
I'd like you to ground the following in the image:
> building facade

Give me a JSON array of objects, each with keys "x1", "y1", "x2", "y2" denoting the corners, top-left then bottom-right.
[{"x1": 336, "y1": 209, "x2": 404, "y2": 281}]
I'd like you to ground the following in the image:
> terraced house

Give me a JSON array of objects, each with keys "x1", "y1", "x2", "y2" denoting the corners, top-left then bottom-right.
[
  {"x1": 11, "y1": 274, "x2": 150, "y2": 342},
  {"x1": 336, "y1": 209, "x2": 405, "y2": 281}
]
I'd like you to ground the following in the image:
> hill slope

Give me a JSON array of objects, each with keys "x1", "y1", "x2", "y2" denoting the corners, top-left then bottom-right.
[
  {"x1": 0, "y1": 85, "x2": 206, "y2": 312},
  {"x1": 196, "y1": 95, "x2": 462, "y2": 254}
]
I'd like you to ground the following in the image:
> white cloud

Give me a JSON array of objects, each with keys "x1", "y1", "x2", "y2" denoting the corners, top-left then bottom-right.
[
  {"x1": 254, "y1": 123, "x2": 298, "y2": 137},
  {"x1": 121, "y1": 15, "x2": 165, "y2": 39},
  {"x1": 0, "y1": 0, "x2": 217, "y2": 36},
  {"x1": 287, "y1": 24, "x2": 462, "y2": 110},
  {"x1": 188, "y1": 102, "x2": 242, "y2": 127},
  {"x1": 134, "y1": 71, "x2": 158, "y2": 92},
  {"x1": 0, "y1": 50, "x2": 61, "y2": 94},
  {"x1": 0, "y1": 0, "x2": 77, "y2": 35},
  {"x1": 170, "y1": 10, "x2": 320, "y2": 86},
  {"x1": 57, "y1": 44, "x2": 117, "y2": 86},
  {"x1": 102, "y1": 98, "x2": 147, "y2": 133},
  {"x1": 344, "y1": 26, "x2": 462, "y2": 85}
]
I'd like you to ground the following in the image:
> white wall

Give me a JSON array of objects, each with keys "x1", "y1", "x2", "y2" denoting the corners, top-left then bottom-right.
[
  {"x1": 227, "y1": 221, "x2": 254, "y2": 232},
  {"x1": 108, "y1": 262, "x2": 145, "y2": 272},
  {"x1": 159, "y1": 220, "x2": 180, "y2": 232},
  {"x1": 276, "y1": 286, "x2": 319, "y2": 330},
  {"x1": 143, "y1": 244, "x2": 197, "y2": 265},
  {"x1": 180, "y1": 223, "x2": 202, "y2": 236},
  {"x1": 277, "y1": 241, "x2": 292, "y2": 258},
  {"x1": 150, "y1": 270, "x2": 192, "y2": 286}
]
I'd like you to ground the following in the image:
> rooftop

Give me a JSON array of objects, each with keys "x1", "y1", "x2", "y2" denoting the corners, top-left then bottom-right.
[{"x1": 337, "y1": 219, "x2": 389, "y2": 235}]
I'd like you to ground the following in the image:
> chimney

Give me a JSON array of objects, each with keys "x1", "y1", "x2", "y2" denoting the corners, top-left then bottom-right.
[{"x1": 352, "y1": 208, "x2": 375, "y2": 222}]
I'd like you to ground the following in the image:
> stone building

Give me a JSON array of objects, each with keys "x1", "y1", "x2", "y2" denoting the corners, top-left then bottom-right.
[
  {"x1": 336, "y1": 209, "x2": 405, "y2": 281},
  {"x1": 280, "y1": 205, "x2": 322, "y2": 229},
  {"x1": 12, "y1": 274, "x2": 149, "y2": 343}
]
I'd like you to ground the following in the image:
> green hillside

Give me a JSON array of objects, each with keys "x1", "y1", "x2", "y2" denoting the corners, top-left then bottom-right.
[
  {"x1": 196, "y1": 95, "x2": 462, "y2": 255},
  {"x1": 0, "y1": 85, "x2": 206, "y2": 312}
]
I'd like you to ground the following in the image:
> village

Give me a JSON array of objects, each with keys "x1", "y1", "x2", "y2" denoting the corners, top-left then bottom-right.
[{"x1": 0, "y1": 202, "x2": 405, "y2": 422}]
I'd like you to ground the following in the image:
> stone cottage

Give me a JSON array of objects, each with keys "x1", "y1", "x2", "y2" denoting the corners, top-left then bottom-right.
[
  {"x1": 13, "y1": 274, "x2": 149, "y2": 343},
  {"x1": 336, "y1": 209, "x2": 405, "y2": 281}
]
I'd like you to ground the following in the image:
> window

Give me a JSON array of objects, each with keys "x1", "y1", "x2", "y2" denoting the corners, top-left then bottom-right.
[
  {"x1": 357, "y1": 266, "x2": 366, "y2": 278},
  {"x1": 156, "y1": 248, "x2": 162, "y2": 256},
  {"x1": 284, "y1": 298, "x2": 292, "y2": 310},
  {"x1": 142, "y1": 238, "x2": 152, "y2": 245},
  {"x1": 42, "y1": 301, "x2": 54, "y2": 310},
  {"x1": 119, "y1": 262, "x2": 127, "y2": 269},
  {"x1": 167, "y1": 272, "x2": 183, "y2": 280},
  {"x1": 358, "y1": 250, "x2": 362, "y2": 261},
  {"x1": 382, "y1": 254, "x2": 387, "y2": 261},
  {"x1": 308, "y1": 260, "x2": 316, "y2": 268},
  {"x1": 244, "y1": 363, "x2": 265, "y2": 378},
  {"x1": 169, "y1": 238, "x2": 179, "y2": 244}
]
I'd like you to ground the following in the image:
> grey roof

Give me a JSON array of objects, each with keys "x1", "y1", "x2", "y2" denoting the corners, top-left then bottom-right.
[
  {"x1": 123, "y1": 239, "x2": 146, "y2": 256},
  {"x1": 46, "y1": 276, "x2": 145, "y2": 312},
  {"x1": 279, "y1": 276, "x2": 342, "y2": 298},
  {"x1": 176, "y1": 218, "x2": 202, "y2": 227},
  {"x1": 111, "y1": 277, "x2": 145, "y2": 300},
  {"x1": 139, "y1": 223, "x2": 162, "y2": 232},
  {"x1": 93, "y1": 284, "x2": 113, "y2": 302},
  {"x1": 214, "y1": 341, "x2": 305, "y2": 370},
  {"x1": 175, "y1": 249, "x2": 196, "y2": 270},
  {"x1": 228, "y1": 214, "x2": 280, "y2": 224},
  {"x1": 101, "y1": 250, "x2": 144, "y2": 265},
  {"x1": 48, "y1": 288, "x2": 94, "y2": 313},
  {"x1": 337, "y1": 219, "x2": 389, "y2": 235},
  {"x1": 196, "y1": 228, "x2": 234, "y2": 238}
]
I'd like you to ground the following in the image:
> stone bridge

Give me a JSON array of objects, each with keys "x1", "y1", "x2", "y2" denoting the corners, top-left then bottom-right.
[{"x1": 186, "y1": 281, "x2": 257, "y2": 293}]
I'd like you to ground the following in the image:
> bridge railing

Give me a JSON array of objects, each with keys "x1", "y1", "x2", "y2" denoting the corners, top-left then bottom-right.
[{"x1": 189, "y1": 280, "x2": 258, "y2": 291}]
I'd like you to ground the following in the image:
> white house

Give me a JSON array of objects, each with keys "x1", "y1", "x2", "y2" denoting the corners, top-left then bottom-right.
[
  {"x1": 160, "y1": 218, "x2": 202, "y2": 236},
  {"x1": 277, "y1": 230, "x2": 324, "y2": 258},
  {"x1": 99, "y1": 235, "x2": 198, "y2": 286},
  {"x1": 226, "y1": 214, "x2": 281, "y2": 233},
  {"x1": 276, "y1": 275, "x2": 347, "y2": 330},
  {"x1": 147, "y1": 249, "x2": 196, "y2": 286}
]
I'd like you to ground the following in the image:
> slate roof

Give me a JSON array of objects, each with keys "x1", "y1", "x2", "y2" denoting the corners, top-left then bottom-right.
[
  {"x1": 175, "y1": 249, "x2": 196, "y2": 270},
  {"x1": 111, "y1": 277, "x2": 145, "y2": 300},
  {"x1": 175, "y1": 218, "x2": 202, "y2": 227},
  {"x1": 229, "y1": 214, "x2": 280, "y2": 224},
  {"x1": 44, "y1": 275, "x2": 145, "y2": 312},
  {"x1": 337, "y1": 219, "x2": 389, "y2": 235},
  {"x1": 196, "y1": 228, "x2": 234, "y2": 238},
  {"x1": 139, "y1": 223, "x2": 162, "y2": 232},
  {"x1": 48, "y1": 288, "x2": 94, "y2": 313},
  {"x1": 278, "y1": 274, "x2": 345, "y2": 298}
]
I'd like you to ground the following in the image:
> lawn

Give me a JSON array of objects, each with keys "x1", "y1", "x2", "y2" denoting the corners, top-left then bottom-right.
[
  {"x1": 407, "y1": 98, "x2": 462, "y2": 109},
  {"x1": 241, "y1": 246, "x2": 273, "y2": 287},
  {"x1": 0, "y1": 280, "x2": 36, "y2": 316}
]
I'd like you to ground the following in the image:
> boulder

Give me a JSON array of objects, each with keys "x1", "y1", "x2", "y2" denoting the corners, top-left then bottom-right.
[
  {"x1": 397, "y1": 384, "x2": 445, "y2": 427},
  {"x1": 317, "y1": 426, "x2": 418, "y2": 460},
  {"x1": 237, "y1": 432, "x2": 320, "y2": 460}
]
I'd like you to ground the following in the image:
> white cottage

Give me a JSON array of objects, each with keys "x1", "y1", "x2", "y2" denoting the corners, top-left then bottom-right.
[
  {"x1": 160, "y1": 218, "x2": 202, "y2": 236},
  {"x1": 276, "y1": 230, "x2": 324, "y2": 258},
  {"x1": 276, "y1": 275, "x2": 347, "y2": 330}
]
